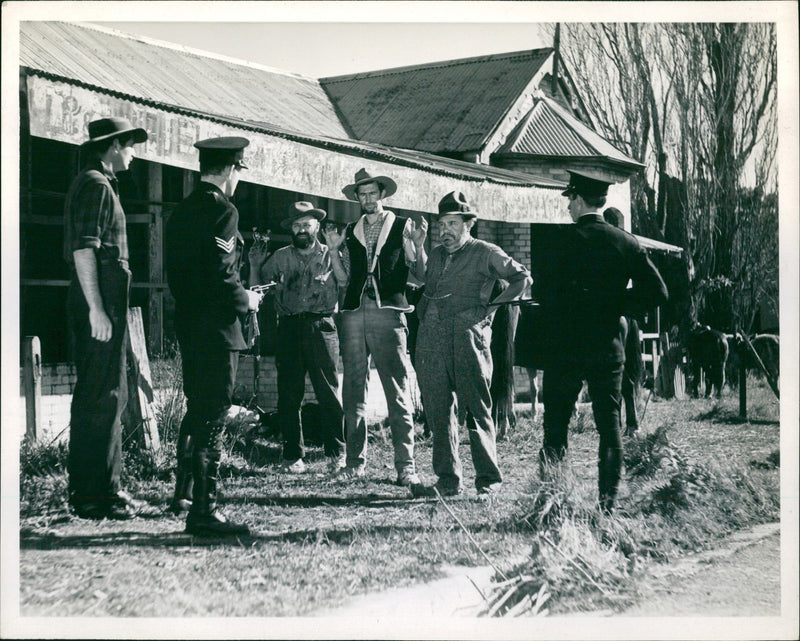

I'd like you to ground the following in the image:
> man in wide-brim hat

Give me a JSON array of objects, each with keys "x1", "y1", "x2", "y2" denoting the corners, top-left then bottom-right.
[
  {"x1": 248, "y1": 201, "x2": 346, "y2": 476},
  {"x1": 165, "y1": 136, "x2": 263, "y2": 536},
  {"x1": 325, "y1": 168, "x2": 427, "y2": 486},
  {"x1": 341, "y1": 168, "x2": 398, "y2": 202},
  {"x1": 63, "y1": 117, "x2": 149, "y2": 520},
  {"x1": 411, "y1": 191, "x2": 531, "y2": 498}
]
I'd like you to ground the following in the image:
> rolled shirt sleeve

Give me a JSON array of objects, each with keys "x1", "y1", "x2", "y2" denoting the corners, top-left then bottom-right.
[
  {"x1": 402, "y1": 218, "x2": 418, "y2": 266},
  {"x1": 486, "y1": 244, "x2": 530, "y2": 283}
]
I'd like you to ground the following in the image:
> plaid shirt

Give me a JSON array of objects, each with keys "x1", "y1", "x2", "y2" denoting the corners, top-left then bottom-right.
[
  {"x1": 339, "y1": 210, "x2": 416, "y2": 278},
  {"x1": 63, "y1": 161, "x2": 128, "y2": 265}
]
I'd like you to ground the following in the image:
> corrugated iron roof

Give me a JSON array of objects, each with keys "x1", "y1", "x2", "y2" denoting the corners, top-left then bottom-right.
[
  {"x1": 497, "y1": 97, "x2": 642, "y2": 168},
  {"x1": 19, "y1": 21, "x2": 349, "y2": 138},
  {"x1": 320, "y1": 49, "x2": 553, "y2": 154}
]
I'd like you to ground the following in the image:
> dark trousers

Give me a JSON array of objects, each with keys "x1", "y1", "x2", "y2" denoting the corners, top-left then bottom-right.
[
  {"x1": 621, "y1": 375, "x2": 640, "y2": 430},
  {"x1": 176, "y1": 323, "x2": 239, "y2": 454},
  {"x1": 542, "y1": 360, "x2": 624, "y2": 457},
  {"x1": 542, "y1": 359, "x2": 624, "y2": 509},
  {"x1": 66, "y1": 263, "x2": 130, "y2": 505},
  {"x1": 275, "y1": 314, "x2": 344, "y2": 460}
]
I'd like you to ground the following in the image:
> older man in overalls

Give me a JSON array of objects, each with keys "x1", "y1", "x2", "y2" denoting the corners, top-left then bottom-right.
[{"x1": 412, "y1": 192, "x2": 531, "y2": 497}]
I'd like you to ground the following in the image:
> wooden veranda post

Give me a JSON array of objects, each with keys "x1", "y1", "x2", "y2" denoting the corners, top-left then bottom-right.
[
  {"x1": 148, "y1": 163, "x2": 164, "y2": 356},
  {"x1": 126, "y1": 307, "x2": 160, "y2": 454},
  {"x1": 23, "y1": 336, "x2": 42, "y2": 442}
]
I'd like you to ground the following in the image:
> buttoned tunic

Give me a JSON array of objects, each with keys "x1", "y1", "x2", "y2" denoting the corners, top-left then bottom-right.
[{"x1": 165, "y1": 182, "x2": 249, "y2": 451}]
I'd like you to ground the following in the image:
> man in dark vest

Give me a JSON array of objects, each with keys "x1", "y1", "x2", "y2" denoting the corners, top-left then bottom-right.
[
  {"x1": 539, "y1": 170, "x2": 668, "y2": 513},
  {"x1": 165, "y1": 137, "x2": 262, "y2": 536},
  {"x1": 64, "y1": 117, "x2": 148, "y2": 520},
  {"x1": 325, "y1": 169, "x2": 427, "y2": 485}
]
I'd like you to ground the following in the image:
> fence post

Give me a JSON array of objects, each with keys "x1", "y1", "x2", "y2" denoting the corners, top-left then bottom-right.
[
  {"x1": 125, "y1": 307, "x2": 160, "y2": 454},
  {"x1": 739, "y1": 351, "x2": 747, "y2": 419},
  {"x1": 23, "y1": 336, "x2": 42, "y2": 442}
]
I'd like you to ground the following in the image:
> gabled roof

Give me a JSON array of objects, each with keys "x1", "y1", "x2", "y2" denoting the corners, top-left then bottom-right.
[
  {"x1": 19, "y1": 21, "x2": 349, "y2": 138},
  {"x1": 320, "y1": 49, "x2": 553, "y2": 154},
  {"x1": 496, "y1": 96, "x2": 642, "y2": 169}
]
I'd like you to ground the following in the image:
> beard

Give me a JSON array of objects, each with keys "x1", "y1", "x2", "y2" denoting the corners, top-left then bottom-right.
[{"x1": 292, "y1": 231, "x2": 314, "y2": 249}]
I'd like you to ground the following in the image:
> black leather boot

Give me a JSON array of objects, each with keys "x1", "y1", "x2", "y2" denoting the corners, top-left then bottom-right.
[
  {"x1": 169, "y1": 433, "x2": 194, "y2": 515},
  {"x1": 538, "y1": 445, "x2": 567, "y2": 479},
  {"x1": 598, "y1": 447, "x2": 623, "y2": 514},
  {"x1": 185, "y1": 448, "x2": 249, "y2": 536}
]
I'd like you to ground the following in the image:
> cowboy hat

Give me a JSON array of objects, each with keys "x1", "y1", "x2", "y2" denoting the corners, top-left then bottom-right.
[
  {"x1": 82, "y1": 117, "x2": 147, "y2": 147},
  {"x1": 280, "y1": 201, "x2": 327, "y2": 230},
  {"x1": 342, "y1": 168, "x2": 397, "y2": 201}
]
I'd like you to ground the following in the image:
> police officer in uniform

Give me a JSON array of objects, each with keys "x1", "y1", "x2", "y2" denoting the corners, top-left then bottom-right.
[
  {"x1": 539, "y1": 170, "x2": 668, "y2": 513},
  {"x1": 165, "y1": 137, "x2": 262, "y2": 536}
]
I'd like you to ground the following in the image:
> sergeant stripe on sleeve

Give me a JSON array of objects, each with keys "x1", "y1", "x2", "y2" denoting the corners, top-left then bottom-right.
[{"x1": 215, "y1": 236, "x2": 235, "y2": 253}]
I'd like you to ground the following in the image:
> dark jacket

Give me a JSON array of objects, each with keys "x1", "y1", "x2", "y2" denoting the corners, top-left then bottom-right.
[
  {"x1": 539, "y1": 213, "x2": 668, "y2": 367},
  {"x1": 342, "y1": 211, "x2": 410, "y2": 311},
  {"x1": 165, "y1": 182, "x2": 249, "y2": 350}
]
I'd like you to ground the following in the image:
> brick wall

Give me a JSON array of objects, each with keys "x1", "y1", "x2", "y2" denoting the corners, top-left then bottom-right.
[
  {"x1": 234, "y1": 355, "x2": 318, "y2": 411},
  {"x1": 473, "y1": 220, "x2": 532, "y2": 269},
  {"x1": 20, "y1": 363, "x2": 78, "y2": 396}
]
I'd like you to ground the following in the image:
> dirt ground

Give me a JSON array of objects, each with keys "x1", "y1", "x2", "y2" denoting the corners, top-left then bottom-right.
[
  {"x1": 319, "y1": 522, "x2": 782, "y2": 618},
  {"x1": 621, "y1": 523, "x2": 781, "y2": 617},
  {"x1": 16, "y1": 389, "x2": 784, "y2": 622}
]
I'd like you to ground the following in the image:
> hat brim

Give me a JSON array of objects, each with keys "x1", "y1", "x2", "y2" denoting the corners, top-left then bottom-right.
[
  {"x1": 342, "y1": 175, "x2": 398, "y2": 201},
  {"x1": 280, "y1": 209, "x2": 327, "y2": 230},
  {"x1": 436, "y1": 211, "x2": 478, "y2": 220},
  {"x1": 82, "y1": 127, "x2": 148, "y2": 147}
]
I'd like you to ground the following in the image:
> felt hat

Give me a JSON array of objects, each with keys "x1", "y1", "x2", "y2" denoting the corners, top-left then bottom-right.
[
  {"x1": 82, "y1": 117, "x2": 147, "y2": 147},
  {"x1": 561, "y1": 170, "x2": 612, "y2": 199},
  {"x1": 280, "y1": 201, "x2": 327, "y2": 230},
  {"x1": 194, "y1": 136, "x2": 250, "y2": 169},
  {"x1": 342, "y1": 168, "x2": 397, "y2": 201},
  {"x1": 436, "y1": 191, "x2": 478, "y2": 220}
]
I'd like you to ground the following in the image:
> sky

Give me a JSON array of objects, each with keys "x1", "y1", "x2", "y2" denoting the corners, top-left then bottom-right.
[{"x1": 95, "y1": 22, "x2": 551, "y2": 78}]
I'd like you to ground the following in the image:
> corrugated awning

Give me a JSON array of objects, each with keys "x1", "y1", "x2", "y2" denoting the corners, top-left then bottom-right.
[{"x1": 25, "y1": 73, "x2": 572, "y2": 224}]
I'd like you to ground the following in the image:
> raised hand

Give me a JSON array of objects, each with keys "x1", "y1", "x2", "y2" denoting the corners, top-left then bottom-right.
[
  {"x1": 324, "y1": 226, "x2": 346, "y2": 250},
  {"x1": 248, "y1": 230, "x2": 270, "y2": 266},
  {"x1": 409, "y1": 217, "x2": 428, "y2": 246}
]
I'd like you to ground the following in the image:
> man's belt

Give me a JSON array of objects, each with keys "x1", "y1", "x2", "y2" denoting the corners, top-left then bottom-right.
[{"x1": 283, "y1": 311, "x2": 333, "y2": 320}]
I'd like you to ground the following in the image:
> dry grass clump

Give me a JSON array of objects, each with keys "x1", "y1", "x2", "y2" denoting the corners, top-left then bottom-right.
[
  {"x1": 19, "y1": 438, "x2": 70, "y2": 519},
  {"x1": 491, "y1": 421, "x2": 780, "y2": 616}
]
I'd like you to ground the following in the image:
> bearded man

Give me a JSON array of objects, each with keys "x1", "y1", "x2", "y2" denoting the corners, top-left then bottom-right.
[{"x1": 249, "y1": 201, "x2": 346, "y2": 474}]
